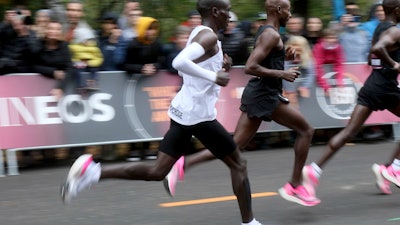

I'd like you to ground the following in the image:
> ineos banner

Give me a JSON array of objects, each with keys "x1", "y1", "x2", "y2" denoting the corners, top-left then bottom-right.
[{"x1": 0, "y1": 64, "x2": 398, "y2": 149}]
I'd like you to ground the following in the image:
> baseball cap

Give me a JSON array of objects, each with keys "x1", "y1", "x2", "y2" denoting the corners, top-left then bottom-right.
[
  {"x1": 229, "y1": 11, "x2": 238, "y2": 22},
  {"x1": 101, "y1": 12, "x2": 118, "y2": 24}
]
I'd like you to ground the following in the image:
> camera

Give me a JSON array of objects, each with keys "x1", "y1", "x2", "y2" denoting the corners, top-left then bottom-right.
[
  {"x1": 351, "y1": 15, "x2": 361, "y2": 23},
  {"x1": 16, "y1": 9, "x2": 33, "y2": 25}
]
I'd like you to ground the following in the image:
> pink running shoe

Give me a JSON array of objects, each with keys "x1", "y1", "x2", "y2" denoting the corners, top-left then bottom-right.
[
  {"x1": 163, "y1": 156, "x2": 185, "y2": 197},
  {"x1": 302, "y1": 165, "x2": 320, "y2": 196},
  {"x1": 278, "y1": 183, "x2": 321, "y2": 206},
  {"x1": 382, "y1": 165, "x2": 400, "y2": 187},
  {"x1": 176, "y1": 156, "x2": 185, "y2": 181},
  {"x1": 371, "y1": 164, "x2": 392, "y2": 194}
]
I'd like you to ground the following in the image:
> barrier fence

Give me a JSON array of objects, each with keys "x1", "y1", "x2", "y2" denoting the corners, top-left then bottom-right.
[{"x1": 1, "y1": 64, "x2": 399, "y2": 176}]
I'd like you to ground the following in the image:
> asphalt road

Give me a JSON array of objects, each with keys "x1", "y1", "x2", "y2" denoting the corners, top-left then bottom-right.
[{"x1": 1, "y1": 141, "x2": 400, "y2": 225}]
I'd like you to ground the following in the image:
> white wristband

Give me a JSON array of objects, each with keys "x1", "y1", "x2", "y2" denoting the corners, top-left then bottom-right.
[{"x1": 172, "y1": 42, "x2": 217, "y2": 82}]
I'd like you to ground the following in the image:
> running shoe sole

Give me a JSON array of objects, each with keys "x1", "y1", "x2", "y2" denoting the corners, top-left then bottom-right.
[
  {"x1": 163, "y1": 178, "x2": 173, "y2": 197},
  {"x1": 278, "y1": 187, "x2": 320, "y2": 207}
]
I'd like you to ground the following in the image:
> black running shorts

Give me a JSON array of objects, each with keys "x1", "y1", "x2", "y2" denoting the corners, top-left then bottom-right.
[{"x1": 159, "y1": 119, "x2": 236, "y2": 159}]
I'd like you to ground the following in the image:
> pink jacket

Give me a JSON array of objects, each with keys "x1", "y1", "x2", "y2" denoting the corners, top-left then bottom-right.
[{"x1": 312, "y1": 39, "x2": 345, "y2": 91}]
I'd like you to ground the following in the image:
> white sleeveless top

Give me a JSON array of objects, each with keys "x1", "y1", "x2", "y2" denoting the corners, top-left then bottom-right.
[{"x1": 168, "y1": 25, "x2": 223, "y2": 125}]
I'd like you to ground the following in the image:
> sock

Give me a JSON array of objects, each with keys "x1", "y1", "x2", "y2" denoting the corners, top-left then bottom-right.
[
  {"x1": 311, "y1": 162, "x2": 322, "y2": 178},
  {"x1": 242, "y1": 218, "x2": 260, "y2": 225},
  {"x1": 391, "y1": 159, "x2": 400, "y2": 171}
]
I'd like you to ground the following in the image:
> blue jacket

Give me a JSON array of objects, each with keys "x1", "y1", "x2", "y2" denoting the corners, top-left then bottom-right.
[
  {"x1": 359, "y1": 19, "x2": 380, "y2": 42},
  {"x1": 97, "y1": 33, "x2": 127, "y2": 71}
]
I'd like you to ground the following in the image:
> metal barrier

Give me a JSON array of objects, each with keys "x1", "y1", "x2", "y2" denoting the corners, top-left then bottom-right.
[
  {"x1": 1, "y1": 65, "x2": 399, "y2": 176},
  {"x1": 0, "y1": 150, "x2": 4, "y2": 177}
]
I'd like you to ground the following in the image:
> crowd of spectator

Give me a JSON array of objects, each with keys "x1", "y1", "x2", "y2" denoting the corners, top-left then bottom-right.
[
  {"x1": 0, "y1": 1, "x2": 385, "y2": 97},
  {"x1": 0, "y1": 0, "x2": 388, "y2": 163}
]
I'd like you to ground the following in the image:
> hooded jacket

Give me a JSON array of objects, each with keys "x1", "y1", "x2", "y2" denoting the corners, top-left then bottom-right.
[
  {"x1": 135, "y1": 17, "x2": 159, "y2": 45},
  {"x1": 69, "y1": 40, "x2": 104, "y2": 67},
  {"x1": 124, "y1": 17, "x2": 165, "y2": 74}
]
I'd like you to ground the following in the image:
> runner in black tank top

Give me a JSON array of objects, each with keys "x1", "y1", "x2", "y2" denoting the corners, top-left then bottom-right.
[
  {"x1": 358, "y1": 21, "x2": 400, "y2": 110},
  {"x1": 240, "y1": 25, "x2": 286, "y2": 120},
  {"x1": 302, "y1": 0, "x2": 400, "y2": 200}
]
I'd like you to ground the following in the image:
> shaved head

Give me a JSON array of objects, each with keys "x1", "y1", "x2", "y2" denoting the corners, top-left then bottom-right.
[
  {"x1": 264, "y1": 0, "x2": 291, "y2": 27},
  {"x1": 266, "y1": 0, "x2": 290, "y2": 14},
  {"x1": 197, "y1": 0, "x2": 229, "y2": 16}
]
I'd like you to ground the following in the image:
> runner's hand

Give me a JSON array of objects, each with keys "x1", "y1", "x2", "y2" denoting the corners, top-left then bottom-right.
[
  {"x1": 222, "y1": 54, "x2": 232, "y2": 72},
  {"x1": 216, "y1": 70, "x2": 230, "y2": 86},
  {"x1": 281, "y1": 66, "x2": 300, "y2": 82},
  {"x1": 285, "y1": 46, "x2": 296, "y2": 61}
]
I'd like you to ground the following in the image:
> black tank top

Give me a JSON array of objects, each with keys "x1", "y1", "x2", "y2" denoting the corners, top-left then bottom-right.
[
  {"x1": 252, "y1": 25, "x2": 285, "y2": 92},
  {"x1": 371, "y1": 21, "x2": 400, "y2": 68},
  {"x1": 363, "y1": 21, "x2": 400, "y2": 91}
]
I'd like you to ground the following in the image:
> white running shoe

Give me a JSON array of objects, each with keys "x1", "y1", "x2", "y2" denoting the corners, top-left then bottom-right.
[
  {"x1": 61, "y1": 154, "x2": 101, "y2": 204},
  {"x1": 241, "y1": 218, "x2": 264, "y2": 225}
]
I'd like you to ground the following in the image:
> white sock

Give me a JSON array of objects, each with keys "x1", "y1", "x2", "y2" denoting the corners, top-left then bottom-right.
[
  {"x1": 391, "y1": 159, "x2": 400, "y2": 171},
  {"x1": 242, "y1": 218, "x2": 260, "y2": 225},
  {"x1": 311, "y1": 162, "x2": 322, "y2": 178}
]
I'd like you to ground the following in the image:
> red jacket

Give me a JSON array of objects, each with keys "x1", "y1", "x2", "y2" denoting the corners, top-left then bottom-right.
[{"x1": 312, "y1": 39, "x2": 345, "y2": 91}]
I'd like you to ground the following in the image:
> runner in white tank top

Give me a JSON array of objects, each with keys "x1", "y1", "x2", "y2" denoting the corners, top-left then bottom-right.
[
  {"x1": 60, "y1": 0, "x2": 263, "y2": 224},
  {"x1": 169, "y1": 25, "x2": 223, "y2": 125}
]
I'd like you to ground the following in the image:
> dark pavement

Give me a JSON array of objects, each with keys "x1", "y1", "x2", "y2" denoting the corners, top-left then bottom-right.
[{"x1": 1, "y1": 141, "x2": 400, "y2": 225}]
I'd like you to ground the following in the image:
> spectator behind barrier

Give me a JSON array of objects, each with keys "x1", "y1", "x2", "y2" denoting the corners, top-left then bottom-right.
[
  {"x1": 345, "y1": 1, "x2": 360, "y2": 17},
  {"x1": 164, "y1": 25, "x2": 191, "y2": 75},
  {"x1": 304, "y1": 17, "x2": 323, "y2": 48},
  {"x1": 33, "y1": 20, "x2": 73, "y2": 100},
  {"x1": 339, "y1": 14, "x2": 369, "y2": 63},
  {"x1": 97, "y1": 12, "x2": 127, "y2": 71},
  {"x1": 242, "y1": 12, "x2": 267, "y2": 54},
  {"x1": 123, "y1": 17, "x2": 165, "y2": 76},
  {"x1": 283, "y1": 35, "x2": 315, "y2": 110},
  {"x1": 219, "y1": 11, "x2": 249, "y2": 65},
  {"x1": 64, "y1": 0, "x2": 95, "y2": 43},
  {"x1": 70, "y1": 27, "x2": 104, "y2": 91},
  {"x1": 64, "y1": 0, "x2": 103, "y2": 91},
  {"x1": 181, "y1": 10, "x2": 202, "y2": 31},
  {"x1": 2, "y1": 7, "x2": 18, "y2": 24},
  {"x1": 0, "y1": 12, "x2": 40, "y2": 75},
  {"x1": 360, "y1": 3, "x2": 385, "y2": 43},
  {"x1": 117, "y1": 0, "x2": 141, "y2": 31},
  {"x1": 31, "y1": 9, "x2": 51, "y2": 39},
  {"x1": 121, "y1": 8, "x2": 142, "y2": 42},
  {"x1": 281, "y1": 15, "x2": 305, "y2": 43},
  {"x1": 312, "y1": 28, "x2": 345, "y2": 94}
]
